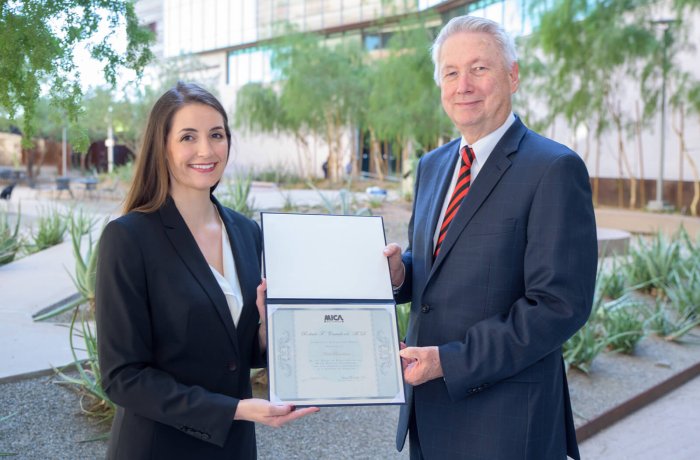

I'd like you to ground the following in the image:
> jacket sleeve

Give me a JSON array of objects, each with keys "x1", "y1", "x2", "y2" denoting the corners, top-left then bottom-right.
[
  {"x1": 96, "y1": 219, "x2": 238, "y2": 447},
  {"x1": 394, "y1": 158, "x2": 421, "y2": 305},
  {"x1": 438, "y1": 152, "x2": 598, "y2": 401}
]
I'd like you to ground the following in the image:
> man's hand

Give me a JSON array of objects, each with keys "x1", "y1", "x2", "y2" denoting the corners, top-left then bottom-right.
[
  {"x1": 399, "y1": 342, "x2": 414, "y2": 373},
  {"x1": 383, "y1": 243, "x2": 405, "y2": 288},
  {"x1": 399, "y1": 346, "x2": 443, "y2": 386},
  {"x1": 234, "y1": 399, "x2": 319, "y2": 428}
]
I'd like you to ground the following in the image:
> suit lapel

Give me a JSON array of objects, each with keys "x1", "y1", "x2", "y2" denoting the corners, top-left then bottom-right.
[
  {"x1": 423, "y1": 139, "x2": 461, "y2": 275},
  {"x1": 159, "y1": 196, "x2": 240, "y2": 353},
  {"x1": 429, "y1": 119, "x2": 526, "y2": 278},
  {"x1": 213, "y1": 197, "x2": 259, "y2": 332}
]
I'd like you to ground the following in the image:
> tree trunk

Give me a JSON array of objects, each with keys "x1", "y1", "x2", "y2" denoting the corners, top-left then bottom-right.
[
  {"x1": 294, "y1": 134, "x2": 312, "y2": 180},
  {"x1": 594, "y1": 134, "x2": 601, "y2": 206},
  {"x1": 324, "y1": 112, "x2": 339, "y2": 183},
  {"x1": 369, "y1": 129, "x2": 384, "y2": 180},
  {"x1": 672, "y1": 106, "x2": 699, "y2": 216},
  {"x1": 613, "y1": 112, "x2": 636, "y2": 209},
  {"x1": 350, "y1": 128, "x2": 361, "y2": 179},
  {"x1": 582, "y1": 122, "x2": 592, "y2": 164}
]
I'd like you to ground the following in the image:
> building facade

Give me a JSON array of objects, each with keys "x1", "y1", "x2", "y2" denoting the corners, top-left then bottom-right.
[{"x1": 137, "y1": 0, "x2": 700, "y2": 211}]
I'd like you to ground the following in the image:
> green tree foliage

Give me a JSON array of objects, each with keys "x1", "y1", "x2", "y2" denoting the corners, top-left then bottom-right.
[
  {"x1": 521, "y1": 0, "x2": 658, "y2": 134},
  {"x1": 520, "y1": 0, "x2": 700, "y2": 209},
  {"x1": 234, "y1": 18, "x2": 453, "y2": 183},
  {"x1": 366, "y1": 19, "x2": 453, "y2": 168},
  {"x1": 273, "y1": 31, "x2": 368, "y2": 182},
  {"x1": 0, "y1": 1, "x2": 153, "y2": 145},
  {"x1": 234, "y1": 82, "x2": 285, "y2": 135}
]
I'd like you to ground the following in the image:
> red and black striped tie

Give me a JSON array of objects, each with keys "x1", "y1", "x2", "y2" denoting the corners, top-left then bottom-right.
[{"x1": 434, "y1": 145, "x2": 475, "y2": 258}]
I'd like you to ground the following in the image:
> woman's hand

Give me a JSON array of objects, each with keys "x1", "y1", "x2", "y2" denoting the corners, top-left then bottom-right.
[
  {"x1": 256, "y1": 279, "x2": 267, "y2": 350},
  {"x1": 234, "y1": 398, "x2": 319, "y2": 427}
]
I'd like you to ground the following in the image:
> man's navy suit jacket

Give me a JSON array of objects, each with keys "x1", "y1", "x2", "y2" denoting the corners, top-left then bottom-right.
[{"x1": 395, "y1": 118, "x2": 597, "y2": 459}]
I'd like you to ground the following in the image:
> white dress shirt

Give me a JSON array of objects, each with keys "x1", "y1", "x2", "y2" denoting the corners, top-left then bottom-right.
[
  {"x1": 209, "y1": 216, "x2": 244, "y2": 326},
  {"x1": 432, "y1": 113, "x2": 516, "y2": 250}
]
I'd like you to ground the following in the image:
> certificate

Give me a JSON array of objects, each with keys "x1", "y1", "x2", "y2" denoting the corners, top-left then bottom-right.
[{"x1": 261, "y1": 213, "x2": 405, "y2": 406}]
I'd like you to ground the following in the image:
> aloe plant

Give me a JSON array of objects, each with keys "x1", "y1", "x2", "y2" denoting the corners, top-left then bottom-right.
[
  {"x1": 565, "y1": 264, "x2": 622, "y2": 372},
  {"x1": 622, "y1": 232, "x2": 682, "y2": 297},
  {"x1": 659, "y1": 266, "x2": 700, "y2": 341},
  {"x1": 54, "y1": 306, "x2": 115, "y2": 424},
  {"x1": 396, "y1": 303, "x2": 410, "y2": 340},
  {"x1": 27, "y1": 206, "x2": 68, "y2": 253},
  {"x1": 598, "y1": 256, "x2": 627, "y2": 300},
  {"x1": 33, "y1": 214, "x2": 103, "y2": 321},
  {"x1": 66, "y1": 217, "x2": 102, "y2": 309},
  {"x1": 309, "y1": 180, "x2": 371, "y2": 216},
  {"x1": 34, "y1": 212, "x2": 115, "y2": 426},
  {"x1": 0, "y1": 204, "x2": 22, "y2": 265},
  {"x1": 219, "y1": 174, "x2": 256, "y2": 218},
  {"x1": 600, "y1": 297, "x2": 646, "y2": 354}
]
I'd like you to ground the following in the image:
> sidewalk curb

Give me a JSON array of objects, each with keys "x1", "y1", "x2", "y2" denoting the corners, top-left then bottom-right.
[
  {"x1": 0, "y1": 367, "x2": 56, "y2": 385},
  {"x1": 576, "y1": 361, "x2": 700, "y2": 442}
]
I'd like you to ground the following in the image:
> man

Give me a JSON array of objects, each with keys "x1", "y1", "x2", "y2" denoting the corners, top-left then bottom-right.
[{"x1": 384, "y1": 15, "x2": 597, "y2": 460}]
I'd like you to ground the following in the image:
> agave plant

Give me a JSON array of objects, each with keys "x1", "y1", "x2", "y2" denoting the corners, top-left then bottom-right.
[
  {"x1": 53, "y1": 306, "x2": 115, "y2": 425},
  {"x1": 32, "y1": 214, "x2": 103, "y2": 320},
  {"x1": 659, "y1": 266, "x2": 700, "y2": 341},
  {"x1": 599, "y1": 297, "x2": 646, "y2": 354},
  {"x1": 396, "y1": 303, "x2": 411, "y2": 340},
  {"x1": 27, "y1": 205, "x2": 68, "y2": 253},
  {"x1": 0, "y1": 204, "x2": 22, "y2": 265},
  {"x1": 622, "y1": 232, "x2": 682, "y2": 298},
  {"x1": 309, "y1": 179, "x2": 371, "y2": 216},
  {"x1": 219, "y1": 174, "x2": 256, "y2": 218},
  {"x1": 66, "y1": 216, "x2": 102, "y2": 310}
]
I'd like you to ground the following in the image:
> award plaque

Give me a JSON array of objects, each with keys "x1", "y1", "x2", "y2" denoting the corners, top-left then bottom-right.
[{"x1": 261, "y1": 213, "x2": 405, "y2": 406}]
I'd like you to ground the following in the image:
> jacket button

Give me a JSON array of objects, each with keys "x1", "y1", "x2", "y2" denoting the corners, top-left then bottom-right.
[
  {"x1": 228, "y1": 362, "x2": 237, "y2": 371},
  {"x1": 421, "y1": 304, "x2": 430, "y2": 313}
]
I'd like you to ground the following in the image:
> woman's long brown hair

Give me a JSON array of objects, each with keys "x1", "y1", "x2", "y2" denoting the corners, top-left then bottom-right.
[{"x1": 122, "y1": 82, "x2": 232, "y2": 214}]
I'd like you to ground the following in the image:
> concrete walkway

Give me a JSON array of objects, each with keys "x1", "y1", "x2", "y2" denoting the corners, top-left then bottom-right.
[{"x1": 579, "y1": 374, "x2": 700, "y2": 459}]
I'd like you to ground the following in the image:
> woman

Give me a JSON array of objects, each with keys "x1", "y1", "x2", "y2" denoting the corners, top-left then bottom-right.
[{"x1": 95, "y1": 82, "x2": 317, "y2": 459}]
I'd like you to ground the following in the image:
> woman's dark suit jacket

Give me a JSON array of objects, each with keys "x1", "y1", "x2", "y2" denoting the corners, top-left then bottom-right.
[{"x1": 96, "y1": 195, "x2": 264, "y2": 459}]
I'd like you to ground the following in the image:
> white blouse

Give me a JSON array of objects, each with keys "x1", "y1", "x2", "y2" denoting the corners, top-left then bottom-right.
[{"x1": 209, "y1": 217, "x2": 244, "y2": 326}]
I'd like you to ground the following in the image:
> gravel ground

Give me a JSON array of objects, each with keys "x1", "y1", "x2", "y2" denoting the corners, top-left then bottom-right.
[
  {"x1": 0, "y1": 373, "x2": 406, "y2": 459},
  {"x1": 0, "y1": 373, "x2": 108, "y2": 459},
  {"x1": 3, "y1": 336, "x2": 699, "y2": 459}
]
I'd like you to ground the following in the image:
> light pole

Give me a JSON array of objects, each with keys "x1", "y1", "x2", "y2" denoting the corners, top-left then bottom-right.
[
  {"x1": 648, "y1": 19, "x2": 675, "y2": 211},
  {"x1": 106, "y1": 105, "x2": 114, "y2": 174}
]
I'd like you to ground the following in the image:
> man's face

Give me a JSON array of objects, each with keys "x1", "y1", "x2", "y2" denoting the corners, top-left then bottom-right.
[{"x1": 439, "y1": 31, "x2": 519, "y2": 144}]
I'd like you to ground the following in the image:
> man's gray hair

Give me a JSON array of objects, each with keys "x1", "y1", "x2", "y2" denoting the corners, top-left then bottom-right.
[{"x1": 431, "y1": 16, "x2": 518, "y2": 85}]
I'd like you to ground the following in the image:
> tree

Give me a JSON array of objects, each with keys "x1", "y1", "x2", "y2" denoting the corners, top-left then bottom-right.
[
  {"x1": 521, "y1": 0, "x2": 660, "y2": 207},
  {"x1": 235, "y1": 81, "x2": 320, "y2": 179},
  {"x1": 522, "y1": 0, "x2": 700, "y2": 211},
  {"x1": 272, "y1": 31, "x2": 368, "y2": 182},
  {"x1": 0, "y1": 1, "x2": 153, "y2": 153},
  {"x1": 366, "y1": 18, "x2": 452, "y2": 180}
]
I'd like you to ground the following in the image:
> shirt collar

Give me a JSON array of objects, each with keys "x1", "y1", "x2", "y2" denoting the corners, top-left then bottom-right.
[{"x1": 459, "y1": 112, "x2": 515, "y2": 166}]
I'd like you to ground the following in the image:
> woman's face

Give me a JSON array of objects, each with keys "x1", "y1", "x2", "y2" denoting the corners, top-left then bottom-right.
[{"x1": 166, "y1": 103, "x2": 229, "y2": 197}]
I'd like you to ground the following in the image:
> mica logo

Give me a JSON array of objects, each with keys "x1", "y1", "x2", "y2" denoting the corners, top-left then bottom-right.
[{"x1": 324, "y1": 314, "x2": 344, "y2": 323}]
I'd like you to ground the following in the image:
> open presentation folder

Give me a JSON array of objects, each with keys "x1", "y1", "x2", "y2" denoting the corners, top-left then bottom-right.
[{"x1": 261, "y1": 212, "x2": 405, "y2": 407}]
